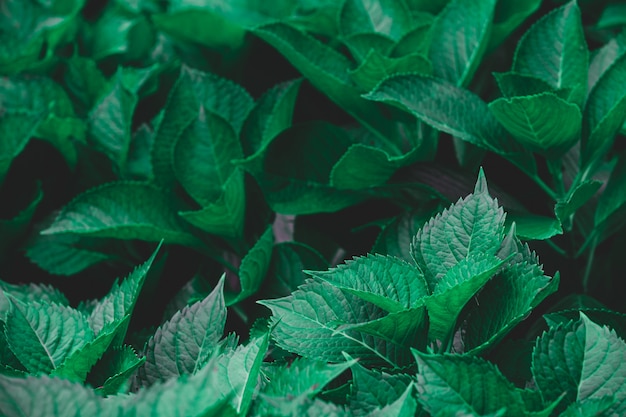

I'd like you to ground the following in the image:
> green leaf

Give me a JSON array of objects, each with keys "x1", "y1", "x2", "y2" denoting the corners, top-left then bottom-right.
[
  {"x1": 350, "y1": 50, "x2": 432, "y2": 93},
  {"x1": 87, "y1": 70, "x2": 138, "y2": 174},
  {"x1": 260, "y1": 279, "x2": 412, "y2": 367},
  {"x1": 411, "y1": 169, "x2": 506, "y2": 291},
  {"x1": 241, "y1": 79, "x2": 302, "y2": 169},
  {"x1": 252, "y1": 22, "x2": 396, "y2": 142},
  {"x1": 0, "y1": 281, "x2": 69, "y2": 319},
  {"x1": 64, "y1": 56, "x2": 108, "y2": 110},
  {"x1": 343, "y1": 32, "x2": 396, "y2": 62},
  {"x1": 340, "y1": 0, "x2": 412, "y2": 41},
  {"x1": 425, "y1": 253, "x2": 506, "y2": 342},
  {"x1": 137, "y1": 276, "x2": 226, "y2": 385},
  {"x1": 0, "y1": 184, "x2": 43, "y2": 259},
  {"x1": 372, "y1": 209, "x2": 435, "y2": 261},
  {"x1": 512, "y1": 1, "x2": 588, "y2": 93},
  {"x1": 506, "y1": 213, "x2": 563, "y2": 240},
  {"x1": 414, "y1": 351, "x2": 526, "y2": 416},
  {"x1": 583, "y1": 53, "x2": 626, "y2": 166},
  {"x1": 595, "y1": 3, "x2": 626, "y2": 30},
  {"x1": 489, "y1": 92, "x2": 581, "y2": 157},
  {"x1": 366, "y1": 383, "x2": 418, "y2": 417},
  {"x1": 349, "y1": 360, "x2": 414, "y2": 413},
  {"x1": 532, "y1": 313, "x2": 626, "y2": 415},
  {"x1": 41, "y1": 182, "x2": 201, "y2": 246},
  {"x1": 307, "y1": 254, "x2": 429, "y2": 313},
  {"x1": 559, "y1": 396, "x2": 616, "y2": 417},
  {"x1": 226, "y1": 226, "x2": 274, "y2": 305},
  {"x1": 174, "y1": 108, "x2": 242, "y2": 206},
  {"x1": 493, "y1": 71, "x2": 555, "y2": 98},
  {"x1": 5, "y1": 298, "x2": 92, "y2": 374},
  {"x1": 588, "y1": 33, "x2": 626, "y2": 93},
  {"x1": 214, "y1": 333, "x2": 270, "y2": 416},
  {"x1": 488, "y1": 0, "x2": 542, "y2": 49},
  {"x1": 596, "y1": 149, "x2": 626, "y2": 226},
  {"x1": 92, "y1": 345, "x2": 145, "y2": 395},
  {"x1": 429, "y1": 0, "x2": 497, "y2": 86},
  {"x1": 555, "y1": 180, "x2": 602, "y2": 226},
  {"x1": 390, "y1": 18, "x2": 433, "y2": 58},
  {"x1": 0, "y1": 110, "x2": 44, "y2": 185},
  {"x1": 364, "y1": 74, "x2": 536, "y2": 172}
]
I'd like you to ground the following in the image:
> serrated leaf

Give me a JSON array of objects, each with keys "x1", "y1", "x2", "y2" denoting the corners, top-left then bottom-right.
[
  {"x1": 489, "y1": 92, "x2": 581, "y2": 157},
  {"x1": 226, "y1": 226, "x2": 274, "y2": 306},
  {"x1": 426, "y1": 253, "x2": 506, "y2": 342},
  {"x1": 583, "y1": 53, "x2": 626, "y2": 166},
  {"x1": 308, "y1": 254, "x2": 428, "y2": 313},
  {"x1": 559, "y1": 396, "x2": 616, "y2": 417},
  {"x1": 88, "y1": 245, "x2": 159, "y2": 337},
  {"x1": 364, "y1": 75, "x2": 536, "y2": 172},
  {"x1": 350, "y1": 49, "x2": 432, "y2": 93},
  {"x1": 340, "y1": 0, "x2": 413, "y2": 41},
  {"x1": 532, "y1": 313, "x2": 626, "y2": 414},
  {"x1": 5, "y1": 299, "x2": 93, "y2": 374},
  {"x1": 41, "y1": 182, "x2": 201, "y2": 246},
  {"x1": 91, "y1": 345, "x2": 145, "y2": 395},
  {"x1": 0, "y1": 281, "x2": 69, "y2": 319},
  {"x1": 429, "y1": 0, "x2": 497, "y2": 86},
  {"x1": 260, "y1": 279, "x2": 412, "y2": 367},
  {"x1": 366, "y1": 383, "x2": 418, "y2": 417},
  {"x1": 138, "y1": 276, "x2": 226, "y2": 385},
  {"x1": 173, "y1": 108, "x2": 242, "y2": 206},
  {"x1": 415, "y1": 351, "x2": 526, "y2": 416},
  {"x1": 512, "y1": 1, "x2": 588, "y2": 93},
  {"x1": 411, "y1": 170, "x2": 506, "y2": 290}
]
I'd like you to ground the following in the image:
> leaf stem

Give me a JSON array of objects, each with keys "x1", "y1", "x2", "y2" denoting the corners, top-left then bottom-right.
[
  {"x1": 545, "y1": 239, "x2": 568, "y2": 257},
  {"x1": 582, "y1": 234, "x2": 599, "y2": 293},
  {"x1": 547, "y1": 158, "x2": 565, "y2": 198}
]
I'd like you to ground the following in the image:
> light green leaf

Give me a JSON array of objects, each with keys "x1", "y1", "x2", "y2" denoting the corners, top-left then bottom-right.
[
  {"x1": 512, "y1": 0, "x2": 588, "y2": 93},
  {"x1": 41, "y1": 182, "x2": 201, "y2": 246},
  {"x1": 260, "y1": 279, "x2": 412, "y2": 367},
  {"x1": 5, "y1": 299, "x2": 92, "y2": 374},
  {"x1": 92, "y1": 345, "x2": 145, "y2": 395},
  {"x1": 555, "y1": 180, "x2": 602, "y2": 226},
  {"x1": 307, "y1": 253, "x2": 428, "y2": 313},
  {"x1": 429, "y1": 0, "x2": 497, "y2": 86},
  {"x1": 588, "y1": 33, "x2": 626, "y2": 93},
  {"x1": 411, "y1": 169, "x2": 506, "y2": 290},
  {"x1": 366, "y1": 383, "x2": 418, "y2": 417},
  {"x1": 0, "y1": 281, "x2": 69, "y2": 320},
  {"x1": 340, "y1": 0, "x2": 413, "y2": 41},
  {"x1": 489, "y1": 92, "x2": 581, "y2": 157},
  {"x1": 226, "y1": 226, "x2": 274, "y2": 305},
  {"x1": 426, "y1": 253, "x2": 506, "y2": 342},
  {"x1": 506, "y1": 213, "x2": 563, "y2": 240},
  {"x1": 596, "y1": 149, "x2": 626, "y2": 226},
  {"x1": 87, "y1": 70, "x2": 138, "y2": 174},
  {"x1": 137, "y1": 276, "x2": 226, "y2": 385},
  {"x1": 252, "y1": 22, "x2": 396, "y2": 142},
  {"x1": 88, "y1": 245, "x2": 159, "y2": 337},
  {"x1": 214, "y1": 333, "x2": 270, "y2": 416},
  {"x1": 532, "y1": 313, "x2": 626, "y2": 415},
  {"x1": 350, "y1": 49, "x2": 432, "y2": 92},
  {"x1": 364, "y1": 74, "x2": 536, "y2": 172},
  {"x1": 583, "y1": 53, "x2": 626, "y2": 166},
  {"x1": 343, "y1": 32, "x2": 396, "y2": 62},
  {"x1": 415, "y1": 351, "x2": 526, "y2": 416}
]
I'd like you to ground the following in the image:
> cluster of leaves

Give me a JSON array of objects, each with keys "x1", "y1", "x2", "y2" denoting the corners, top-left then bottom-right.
[{"x1": 4, "y1": 0, "x2": 626, "y2": 415}]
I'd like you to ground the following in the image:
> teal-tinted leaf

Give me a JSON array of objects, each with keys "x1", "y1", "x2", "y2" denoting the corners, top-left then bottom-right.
[
  {"x1": 5, "y1": 299, "x2": 92, "y2": 374},
  {"x1": 513, "y1": 1, "x2": 588, "y2": 93},
  {"x1": 339, "y1": 0, "x2": 413, "y2": 41},
  {"x1": 51, "y1": 316, "x2": 130, "y2": 382},
  {"x1": 214, "y1": 333, "x2": 270, "y2": 416},
  {"x1": 152, "y1": 3, "x2": 246, "y2": 49},
  {"x1": 506, "y1": 213, "x2": 563, "y2": 240},
  {"x1": 489, "y1": 92, "x2": 581, "y2": 157},
  {"x1": 372, "y1": 208, "x2": 435, "y2": 261},
  {"x1": 588, "y1": 34, "x2": 626, "y2": 93},
  {"x1": 252, "y1": 22, "x2": 396, "y2": 142},
  {"x1": 583, "y1": 53, "x2": 626, "y2": 166},
  {"x1": 426, "y1": 253, "x2": 506, "y2": 342},
  {"x1": 64, "y1": 56, "x2": 108, "y2": 110},
  {"x1": 543, "y1": 308, "x2": 626, "y2": 342},
  {"x1": 350, "y1": 50, "x2": 432, "y2": 93},
  {"x1": 532, "y1": 314, "x2": 626, "y2": 414},
  {"x1": 0, "y1": 110, "x2": 44, "y2": 185},
  {"x1": 366, "y1": 383, "x2": 418, "y2": 417},
  {"x1": 349, "y1": 360, "x2": 413, "y2": 413},
  {"x1": 415, "y1": 352, "x2": 526, "y2": 416},
  {"x1": 265, "y1": 242, "x2": 329, "y2": 298},
  {"x1": 226, "y1": 226, "x2": 274, "y2": 305},
  {"x1": 260, "y1": 279, "x2": 412, "y2": 367},
  {"x1": 125, "y1": 122, "x2": 155, "y2": 180},
  {"x1": 88, "y1": 71, "x2": 138, "y2": 174},
  {"x1": 174, "y1": 108, "x2": 241, "y2": 206},
  {"x1": 343, "y1": 32, "x2": 396, "y2": 62},
  {"x1": 41, "y1": 182, "x2": 201, "y2": 246},
  {"x1": 390, "y1": 18, "x2": 433, "y2": 58},
  {"x1": 0, "y1": 183, "x2": 43, "y2": 259},
  {"x1": 0, "y1": 374, "x2": 111, "y2": 417},
  {"x1": 596, "y1": 3, "x2": 626, "y2": 30},
  {"x1": 559, "y1": 396, "x2": 616, "y2": 417},
  {"x1": 138, "y1": 276, "x2": 226, "y2": 385},
  {"x1": 429, "y1": 0, "x2": 497, "y2": 86},
  {"x1": 25, "y1": 233, "x2": 116, "y2": 276},
  {"x1": 364, "y1": 75, "x2": 536, "y2": 172},
  {"x1": 596, "y1": 149, "x2": 626, "y2": 226},
  {"x1": 411, "y1": 169, "x2": 506, "y2": 290},
  {"x1": 0, "y1": 281, "x2": 69, "y2": 319},
  {"x1": 488, "y1": 0, "x2": 541, "y2": 49},
  {"x1": 88, "y1": 245, "x2": 159, "y2": 337},
  {"x1": 241, "y1": 79, "x2": 302, "y2": 166},
  {"x1": 307, "y1": 254, "x2": 428, "y2": 313},
  {"x1": 92, "y1": 345, "x2": 145, "y2": 395},
  {"x1": 555, "y1": 180, "x2": 602, "y2": 226},
  {"x1": 493, "y1": 71, "x2": 554, "y2": 98}
]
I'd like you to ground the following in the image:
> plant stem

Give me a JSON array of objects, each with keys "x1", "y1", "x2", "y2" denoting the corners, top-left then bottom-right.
[
  {"x1": 546, "y1": 239, "x2": 568, "y2": 257},
  {"x1": 582, "y1": 234, "x2": 598, "y2": 293},
  {"x1": 547, "y1": 158, "x2": 566, "y2": 199}
]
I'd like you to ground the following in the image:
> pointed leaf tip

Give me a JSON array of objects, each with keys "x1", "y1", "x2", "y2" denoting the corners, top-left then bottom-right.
[{"x1": 474, "y1": 167, "x2": 488, "y2": 194}]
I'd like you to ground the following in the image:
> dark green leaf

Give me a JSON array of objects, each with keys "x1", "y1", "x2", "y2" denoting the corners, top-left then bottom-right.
[
  {"x1": 588, "y1": 33, "x2": 626, "y2": 93},
  {"x1": 339, "y1": 0, "x2": 413, "y2": 41},
  {"x1": 489, "y1": 0, "x2": 541, "y2": 49},
  {"x1": 596, "y1": 4, "x2": 626, "y2": 30},
  {"x1": 0, "y1": 183, "x2": 43, "y2": 258},
  {"x1": 92, "y1": 345, "x2": 145, "y2": 395},
  {"x1": 596, "y1": 149, "x2": 626, "y2": 225},
  {"x1": 555, "y1": 180, "x2": 602, "y2": 226},
  {"x1": 505, "y1": 213, "x2": 563, "y2": 240},
  {"x1": 349, "y1": 360, "x2": 414, "y2": 413},
  {"x1": 0, "y1": 110, "x2": 44, "y2": 185},
  {"x1": 350, "y1": 50, "x2": 432, "y2": 93},
  {"x1": 343, "y1": 33, "x2": 396, "y2": 62},
  {"x1": 493, "y1": 71, "x2": 554, "y2": 98}
]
